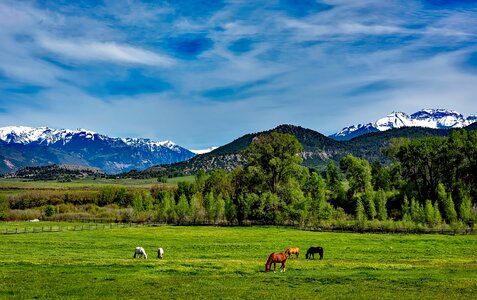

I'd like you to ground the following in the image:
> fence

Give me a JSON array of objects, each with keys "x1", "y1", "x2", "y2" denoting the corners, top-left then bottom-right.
[
  {"x1": 1, "y1": 220, "x2": 476, "y2": 235},
  {"x1": 1, "y1": 221, "x2": 155, "y2": 235}
]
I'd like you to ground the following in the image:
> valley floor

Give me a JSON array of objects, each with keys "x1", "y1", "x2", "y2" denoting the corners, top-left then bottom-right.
[{"x1": 0, "y1": 224, "x2": 476, "y2": 299}]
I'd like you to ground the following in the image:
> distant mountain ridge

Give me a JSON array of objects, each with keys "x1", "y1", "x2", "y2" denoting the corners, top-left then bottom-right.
[
  {"x1": 330, "y1": 109, "x2": 477, "y2": 140},
  {"x1": 139, "y1": 122, "x2": 477, "y2": 178},
  {"x1": 0, "y1": 126, "x2": 195, "y2": 174}
]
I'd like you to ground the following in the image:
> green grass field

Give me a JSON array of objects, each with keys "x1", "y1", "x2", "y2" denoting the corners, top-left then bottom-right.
[{"x1": 1, "y1": 225, "x2": 476, "y2": 299}]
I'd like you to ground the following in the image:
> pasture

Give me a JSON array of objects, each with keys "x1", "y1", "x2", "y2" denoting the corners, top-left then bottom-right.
[{"x1": 0, "y1": 225, "x2": 476, "y2": 299}]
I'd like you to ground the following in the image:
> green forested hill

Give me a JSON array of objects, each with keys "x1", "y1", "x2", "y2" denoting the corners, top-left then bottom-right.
[{"x1": 135, "y1": 123, "x2": 475, "y2": 178}]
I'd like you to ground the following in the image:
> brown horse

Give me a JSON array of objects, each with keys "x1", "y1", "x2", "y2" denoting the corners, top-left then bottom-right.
[
  {"x1": 284, "y1": 247, "x2": 300, "y2": 258},
  {"x1": 265, "y1": 252, "x2": 287, "y2": 273}
]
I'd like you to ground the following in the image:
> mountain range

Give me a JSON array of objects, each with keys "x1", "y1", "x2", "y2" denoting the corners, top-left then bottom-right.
[
  {"x1": 329, "y1": 109, "x2": 477, "y2": 141},
  {"x1": 0, "y1": 126, "x2": 195, "y2": 174},
  {"x1": 1, "y1": 109, "x2": 476, "y2": 176}
]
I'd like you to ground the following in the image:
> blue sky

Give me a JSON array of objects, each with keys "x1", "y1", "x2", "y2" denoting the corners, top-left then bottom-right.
[{"x1": 0, "y1": 0, "x2": 476, "y2": 149}]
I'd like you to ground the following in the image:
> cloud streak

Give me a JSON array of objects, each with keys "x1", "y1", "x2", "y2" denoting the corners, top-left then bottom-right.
[{"x1": 38, "y1": 37, "x2": 175, "y2": 67}]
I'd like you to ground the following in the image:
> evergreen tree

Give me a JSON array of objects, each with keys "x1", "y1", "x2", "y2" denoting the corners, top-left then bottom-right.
[
  {"x1": 424, "y1": 199, "x2": 435, "y2": 227},
  {"x1": 459, "y1": 194, "x2": 472, "y2": 224},
  {"x1": 437, "y1": 183, "x2": 457, "y2": 224},
  {"x1": 410, "y1": 198, "x2": 424, "y2": 223}
]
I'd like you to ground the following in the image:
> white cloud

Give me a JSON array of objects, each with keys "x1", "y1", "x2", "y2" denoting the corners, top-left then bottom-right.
[{"x1": 38, "y1": 37, "x2": 174, "y2": 67}]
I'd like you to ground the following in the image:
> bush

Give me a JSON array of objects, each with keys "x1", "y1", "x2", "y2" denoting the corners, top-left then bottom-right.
[
  {"x1": 5, "y1": 209, "x2": 42, "y2": 221},
  {"x1": 44, "y1": 205, "x2": 56, "y2": 217}
]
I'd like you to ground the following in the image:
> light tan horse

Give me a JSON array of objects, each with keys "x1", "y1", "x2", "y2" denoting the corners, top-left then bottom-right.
[
  {"x1": 284, "y1": 247, "x2": 300, "y2": 258},
  {"x1": 265, "y1": 252, "x2": 288, "y2": 273}
]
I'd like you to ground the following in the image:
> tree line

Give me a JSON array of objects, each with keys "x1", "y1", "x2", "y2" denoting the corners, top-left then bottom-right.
[{"x1": 1, "y1": 130, "x2": 476, "y2": 229}]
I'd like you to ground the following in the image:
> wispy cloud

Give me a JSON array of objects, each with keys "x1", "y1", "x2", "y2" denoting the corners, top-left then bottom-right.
[{"x1": 38, "y1": 37, "x2": 174, "y2": 67}]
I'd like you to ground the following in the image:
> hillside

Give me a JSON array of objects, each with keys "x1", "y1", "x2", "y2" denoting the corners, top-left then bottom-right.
[
  {"x1": 138, "y1": 123, "x2": 476, "y2": 178},
  {"x1": 3, "y1": 164, "x2": 105, "y2": 181}
]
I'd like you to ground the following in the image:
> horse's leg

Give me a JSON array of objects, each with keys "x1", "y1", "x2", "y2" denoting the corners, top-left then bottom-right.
[
  {"x1": 273, "y1": 262, "x2": 276, "y2": 273},
  {"x1": 281, "y1": 262, "x2": 286, "y2": 272}
]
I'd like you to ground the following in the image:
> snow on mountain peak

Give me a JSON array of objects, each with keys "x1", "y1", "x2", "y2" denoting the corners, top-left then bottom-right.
[
  {"x1": 190, "y1": 147, "x2": 218, "y2": 155},
  {"x1": 330, "y1": 109, "x2": 476, "y2": 140},
  {"x1": 0, "y1": 126, "x2": 186, "y2": 153}
]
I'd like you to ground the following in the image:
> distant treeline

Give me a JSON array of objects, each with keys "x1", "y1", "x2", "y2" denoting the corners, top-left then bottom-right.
[{"x1": 1, "y1": 130, "x2": 476, "y2": 230}]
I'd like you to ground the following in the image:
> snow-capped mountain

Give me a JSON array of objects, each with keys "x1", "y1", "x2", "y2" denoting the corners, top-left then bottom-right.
[
  {"x1": 0, "y1": 126, "x2": 196, "y2": 174},
  {"x1": 330, "y1": 109, "x2": 477, "y2": 141}
]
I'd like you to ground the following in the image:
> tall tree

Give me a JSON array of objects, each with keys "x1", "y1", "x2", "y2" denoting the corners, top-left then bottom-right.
[
  {"x1": 340, "y1": 154, "x2": 373, "y2": 195},
  {"x1": 241, "y1": 132, "x2": 304, "y2": 194}
]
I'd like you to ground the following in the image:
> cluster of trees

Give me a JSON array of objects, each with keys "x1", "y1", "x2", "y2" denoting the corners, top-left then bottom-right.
[
  {"x1": 145, "y1": 130, "x2": 476, "y2": 227},
  {"x1": 1, "y1": 130, "x2": 476, "y2": 229}
]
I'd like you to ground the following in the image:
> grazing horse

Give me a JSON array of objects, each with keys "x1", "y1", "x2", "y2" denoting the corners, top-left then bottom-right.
[
  {"x1": 265, "y1": 252, "x2": 287, "y2": 273},
  {"x1": 306, "y1": 246, "x2": 323, "y2": 260},
  {"x1": 157, "y1": 247, "x2": 164, "y2": 259},
  {"x1": 133, "y1": 246, "x2": 148, "y2": 259},
  {"x1": 285, "y1": 247, "x2": 300, "y2": 258}
]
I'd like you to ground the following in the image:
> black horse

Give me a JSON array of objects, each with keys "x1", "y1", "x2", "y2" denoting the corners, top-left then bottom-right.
[{"x1": 306, "y1": 246, "x2": 323, "y2": 260}]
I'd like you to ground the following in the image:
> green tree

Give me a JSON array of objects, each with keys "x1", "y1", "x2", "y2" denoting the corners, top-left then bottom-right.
[
  {"x1": 433, "y1": 201, "x2": 442, "y2": 225},
  {"x1": 410, "y1": 198, "x2": 424, "y2": 223},
  {"x1": 437, "y1": 183, "x2": 457, "y2": 224},
  {"x1": 241, "y1": 132, "x2": 304, "y2": 194},
  {"x1": 176, "y1": 194, "x2": 190, "y2": 223},
  {"x1": 375, "y1": 189, "x2": 388, "y2": 221},
  {"x1": 340, "y1": 154, "x2": 373, "y2": 195},
  {"x1": 304, "y1": 172, "x2": 326, "y2": 220},
  {"x1": 387, "y1": 137, "x2": 447, "y2": 202},
  {"x1": 189, "y1": 192, "x2": 205, "y2": 223},
  {"x1": 214, "y1": 194, "x2": 226, "y2": 224},
  {"x1": 424, "y1": 200, "x2": 435, "y2": 227},
  {"x1": 459, "y1": 194, "x2": 472, "y2": 224},
  {"x1": 355, "y1": 197, "x2": 366, "y2": 223},
  {"x1": 131, "y1": 191, "x2": 144, "y2": 212},
  {"x1": 371, "y1": 162, "x2": 391, "y2": 191},
  {"x1": 361, "y1": 191, "x2": 376, "y2": 220},
  {"x1": 204, "y1": 192, "x2": 217, "y2": 222},
  {"x1": 45, "y1": 205, "x2": 55, "y2": 217},
  {"x1": 224, "y1": 196, "x2": 236, "y2": 223},
  {"x1": 205, "y1": 169, "x2": 233, "y2": 197},
  {"x1": 401, "y1": 196, "x2": 411, "y2": 221}
]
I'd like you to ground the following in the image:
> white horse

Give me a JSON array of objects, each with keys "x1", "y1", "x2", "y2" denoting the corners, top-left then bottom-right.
[
  {"x1": 133, "y1": 246, "x2": 147, "y2": 259},
  {"x1": 157, "y1": 247, "x2": 164, "y2": 259}
]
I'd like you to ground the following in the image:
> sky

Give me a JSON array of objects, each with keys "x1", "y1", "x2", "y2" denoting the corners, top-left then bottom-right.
[{"x1": 0, "y1": 0, "x2": 477, "y2": 150}]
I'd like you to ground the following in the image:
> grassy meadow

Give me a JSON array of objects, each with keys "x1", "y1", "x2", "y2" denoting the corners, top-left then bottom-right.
[{"x1": 0, "y1": 224, "x2": 476, "y2": 299}]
